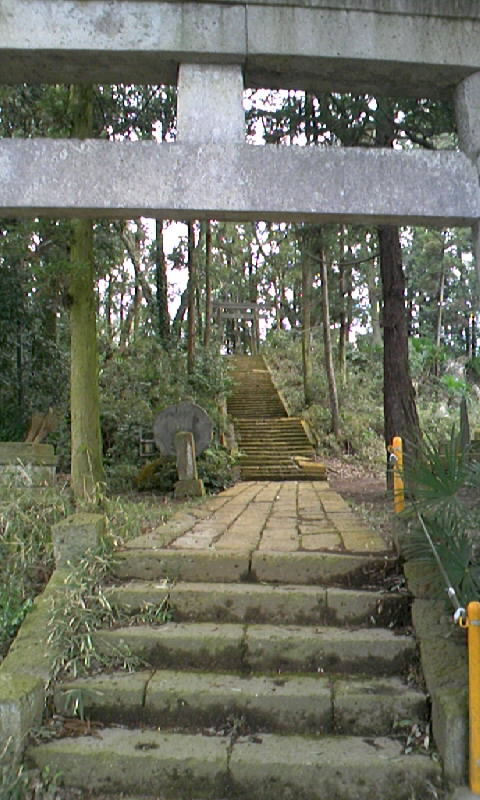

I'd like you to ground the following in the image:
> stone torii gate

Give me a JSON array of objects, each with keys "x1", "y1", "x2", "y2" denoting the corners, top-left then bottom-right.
[
  {"x1": 1, "y1": 1, "x2": 480, "y2": 497},
  {"x1": 0, "y1": 0, "x2": 479, "y2": 240}
]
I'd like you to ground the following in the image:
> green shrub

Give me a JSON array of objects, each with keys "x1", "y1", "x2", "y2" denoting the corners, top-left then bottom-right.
[
  {"x1": 134, "y1": 456, "x2": 178, "y2": 493},
  {"x1": 0, "y1": 489, "x2": 73, "y2": 658},
  {"x1": 198, "y1": 446, "x2": 237, "y2": 492},
  {"x1": 134, "y1": 446, "x2": 236, "y2": 495}
]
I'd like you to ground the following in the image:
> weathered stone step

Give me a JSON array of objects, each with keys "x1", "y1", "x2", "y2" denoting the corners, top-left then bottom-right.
[
  {"x1": 236, "y1": 432, "x2": 305, "y2": 438},
  {"x1": 239, "y1": 467, "x2": 326, "y2": 481},
  {"x1": 238, "y1": 456, "x2": 312, "y2": 465},
  {"x1": 236, "y1": 425, "x2": 297, "y2": 431},
  {"x1": 92, "y1": 622, "x2": 415, "y2": 675},
  {"x1": 54, "y1": 670, "x2": 427, "y2": 736},
  {"x1": 112, "y1": 548, "x2": 394, "y2": 586},
  {"x1": 235, "y1": 416, "x2": 303, "y2": 430},
  {"x1": 107, "y1": 580, "x2": 409, "y2": 627},
  {"x1": 231, "y1": 401, "x2": 285, "y2": 406},
  {"x1": 238, "y1": 441, "x2": 310, "y2": 447},
  {"x1": 236, "y1": 427, "x2": 309, "y2": 434},
  {"x1": 230, "y1": 384, "x2": 278, "y2": 392},
  {"x1": 229, "y1": 400, "x2": 284, "y2": 407},
  {"x1": 234, "y1": 419, "x2": 305, "y2": 426},
  {"x1": 238, "y1": 458, "x2": 315, "y2": 467},
  {"x1": 238, "y1": 440, "x2": 313, "y2": 446},
  {"x1": 230, "y1": 409, "x2": 287, "y2": 418},
  {"x1": 238, "y1": 450, "x2": 314, "y2": 458},
  {"x1": 236, "y1": 436, "x2": 311, "y2": 444},
  {"x1": 237, "y1": 439, "x2": 309, "y2": 446},
  {"x1": 28, "y1": 728, "x2": 441, "y2": 799},
  {"x1": 238, "y1": 451, "x2": 312, "y2": 458},
  {"x1": 229, "y1": 390, "x2": 281, "y2": 397}
]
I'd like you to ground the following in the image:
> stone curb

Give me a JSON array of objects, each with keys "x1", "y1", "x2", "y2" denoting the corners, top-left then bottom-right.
[
  {"x1": 404, "y1": 560, "x2": 468, "y2": 786},
  {"x1": 0, "y1": 513, "x2": 106, "y2": 763},
  {"x1": 0, "y1": 568, "x2": 70, "y2": 761}
]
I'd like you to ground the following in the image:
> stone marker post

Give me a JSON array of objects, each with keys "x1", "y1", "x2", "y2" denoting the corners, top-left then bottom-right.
[
  {"x1": 174, "y1": 431, "x2": 205, "y2": 498},
  {"x1": 153, "y1": 401, "x2": 212, "y2": 499}
]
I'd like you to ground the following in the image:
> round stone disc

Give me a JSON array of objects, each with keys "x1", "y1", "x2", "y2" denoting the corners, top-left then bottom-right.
[{"x1": 153, "y1": 401, "x2": 213, "y2": 456}]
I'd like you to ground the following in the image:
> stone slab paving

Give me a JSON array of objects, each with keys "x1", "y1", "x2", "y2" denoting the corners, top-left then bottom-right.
[{"x1": 124, "y1": 480, "x2": 389, "y2": 556}]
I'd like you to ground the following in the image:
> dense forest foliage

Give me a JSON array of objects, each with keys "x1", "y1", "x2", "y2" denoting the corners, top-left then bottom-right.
[{"x1": 0, "y1": 83, "x2": 478, "y2": 493}]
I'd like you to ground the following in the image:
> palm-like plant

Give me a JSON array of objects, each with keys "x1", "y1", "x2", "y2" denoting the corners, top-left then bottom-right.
[{"x1": 401, "y1": 427, "x2": 480, "y2": 608}]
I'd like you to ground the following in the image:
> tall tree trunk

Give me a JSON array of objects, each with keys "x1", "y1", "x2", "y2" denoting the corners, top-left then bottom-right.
[
  {"x1": 434, "y1": 258, "x2": 446, "y2": 374},
  {"x1": 173, "y1": 288, "x2": 188, "y2": 339},
  {"x1": 16, "y1": 315, "x2": 24, "y2": 415},
  {"x1": 319, "y1": 242, "x2": 341, "y2": 438},
  {"x1": 133, "y1": 242, "x2": 141, "y2": 341},
  {"x1": 204, "y1": 220, "x2": 213, "y2": 348},
  {"x1": 68, "y1": 85, "x2": 104, "y2": 503},
  {"x1": 337, "y1": 229, "x2": 350, "y2": 386},
  {"x1": 376, "y1": 99, "x2": 421, "y2": 480},
  {"x1": 301, "y1": 248, "x2": 314, "y2": 406},
  {"x1": 155, "y1": 219, "x2": 170, "y2": 347},
  {"x1": 378, "y1": 226, "x2": 422, "y2": 467},
  {"x1": 247, "y1": 246, "x2": 259, "y2": 355},
  {"x1": 195, "y1": 284, "x2": 203, "y2": 341},
  {"x1": 366, "y1": 260, "x2": 383, "y2": 346},
  {"x1": 187, "y1": 221, "x2": 196, "y2": 375},
  {"x1": 104, "y1": 273, "x2": 113, "y2": 345}
]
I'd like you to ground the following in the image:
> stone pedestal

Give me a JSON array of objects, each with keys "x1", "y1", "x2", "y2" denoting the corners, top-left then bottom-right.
[
  {"x1": 0, "y1": 442, "x2": 57, "y2": 488},
  {"x1": 174, "y1": 477, "x2": 205, "y2": 498},
  {"x1": 51, "y1": 513, "x2": 106, "y2": 567}
]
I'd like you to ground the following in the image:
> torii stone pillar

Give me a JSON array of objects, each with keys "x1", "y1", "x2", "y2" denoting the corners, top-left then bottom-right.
[
  {"x1": 455, "y1": 73, "x2": 480, "y2": 288},
  {"x1": 177, "y1": 63, "x2": 245, "y2": 143}
]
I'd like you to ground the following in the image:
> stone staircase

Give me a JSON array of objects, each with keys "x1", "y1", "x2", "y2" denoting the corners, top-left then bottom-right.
[
  {"x1": 227, "y1": 355, "x2": 326, "y2": 481},
  {"x1": 28, "y1": 543, "x2": 442, "y2": 798}
]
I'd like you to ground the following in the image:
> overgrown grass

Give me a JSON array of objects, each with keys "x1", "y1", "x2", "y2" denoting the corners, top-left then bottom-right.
[
  {"x1": 0, "y1": 757, "x2": 60, "y2": 800},
  {"x1": 103, "y1": 491, "x2": 193, "y2": 544},
  {"x1": 47, "y1": 543, "x2": 149, "y2": 681},
  {"x1": 0, "y1": 488, "x2": 73, "y2": 660},
  {"x1": 0, "y1": 486, "x2": 185, "y2": 668},
  {"x1": 47, "y1": 494, "x2": 181, "y2": 679}
]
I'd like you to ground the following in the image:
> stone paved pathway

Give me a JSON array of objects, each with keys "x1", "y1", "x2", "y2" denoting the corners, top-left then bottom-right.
[
  {"x1": 29, "y1": 479, "x2": 443, "y2": 799},
  {"x1": 143, "y1": 480, "x2": 388, "y2": 555}
]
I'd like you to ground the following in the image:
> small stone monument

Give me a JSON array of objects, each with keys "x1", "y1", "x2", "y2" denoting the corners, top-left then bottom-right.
[
  {"x1": 0, "y1": 442, "x2": 57, "y2": 488},
  {"x1": 153, "y1": 401, "x2": 213, "y2": 498},
  {"x1": 0, "y1": 409, "x2": 59, "y2": 490}
]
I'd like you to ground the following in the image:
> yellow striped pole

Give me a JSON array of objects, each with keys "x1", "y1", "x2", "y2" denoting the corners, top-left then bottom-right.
[
  {"x1": 391, "y1": 436, "x2": 405, "y2": 514},
  {"x1": 468, "y1": 602, "x2": 480, "y2": 794}
]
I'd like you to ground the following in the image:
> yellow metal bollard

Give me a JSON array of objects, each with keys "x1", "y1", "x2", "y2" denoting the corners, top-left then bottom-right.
[
  {"x1": 466, "y1": 602, "x2": 480, "y2": 794},
  {"x1": 390, "y1": 436, "x2": 405, "y2": 514}
]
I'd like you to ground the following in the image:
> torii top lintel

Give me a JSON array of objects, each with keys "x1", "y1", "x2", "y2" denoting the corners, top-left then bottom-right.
[
  {"x1": 1, "y1": 1, "x2": 480, "y2": 228},
  {"x1": 1, "y1": 0, "x2": 480, "y2": 98}
]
